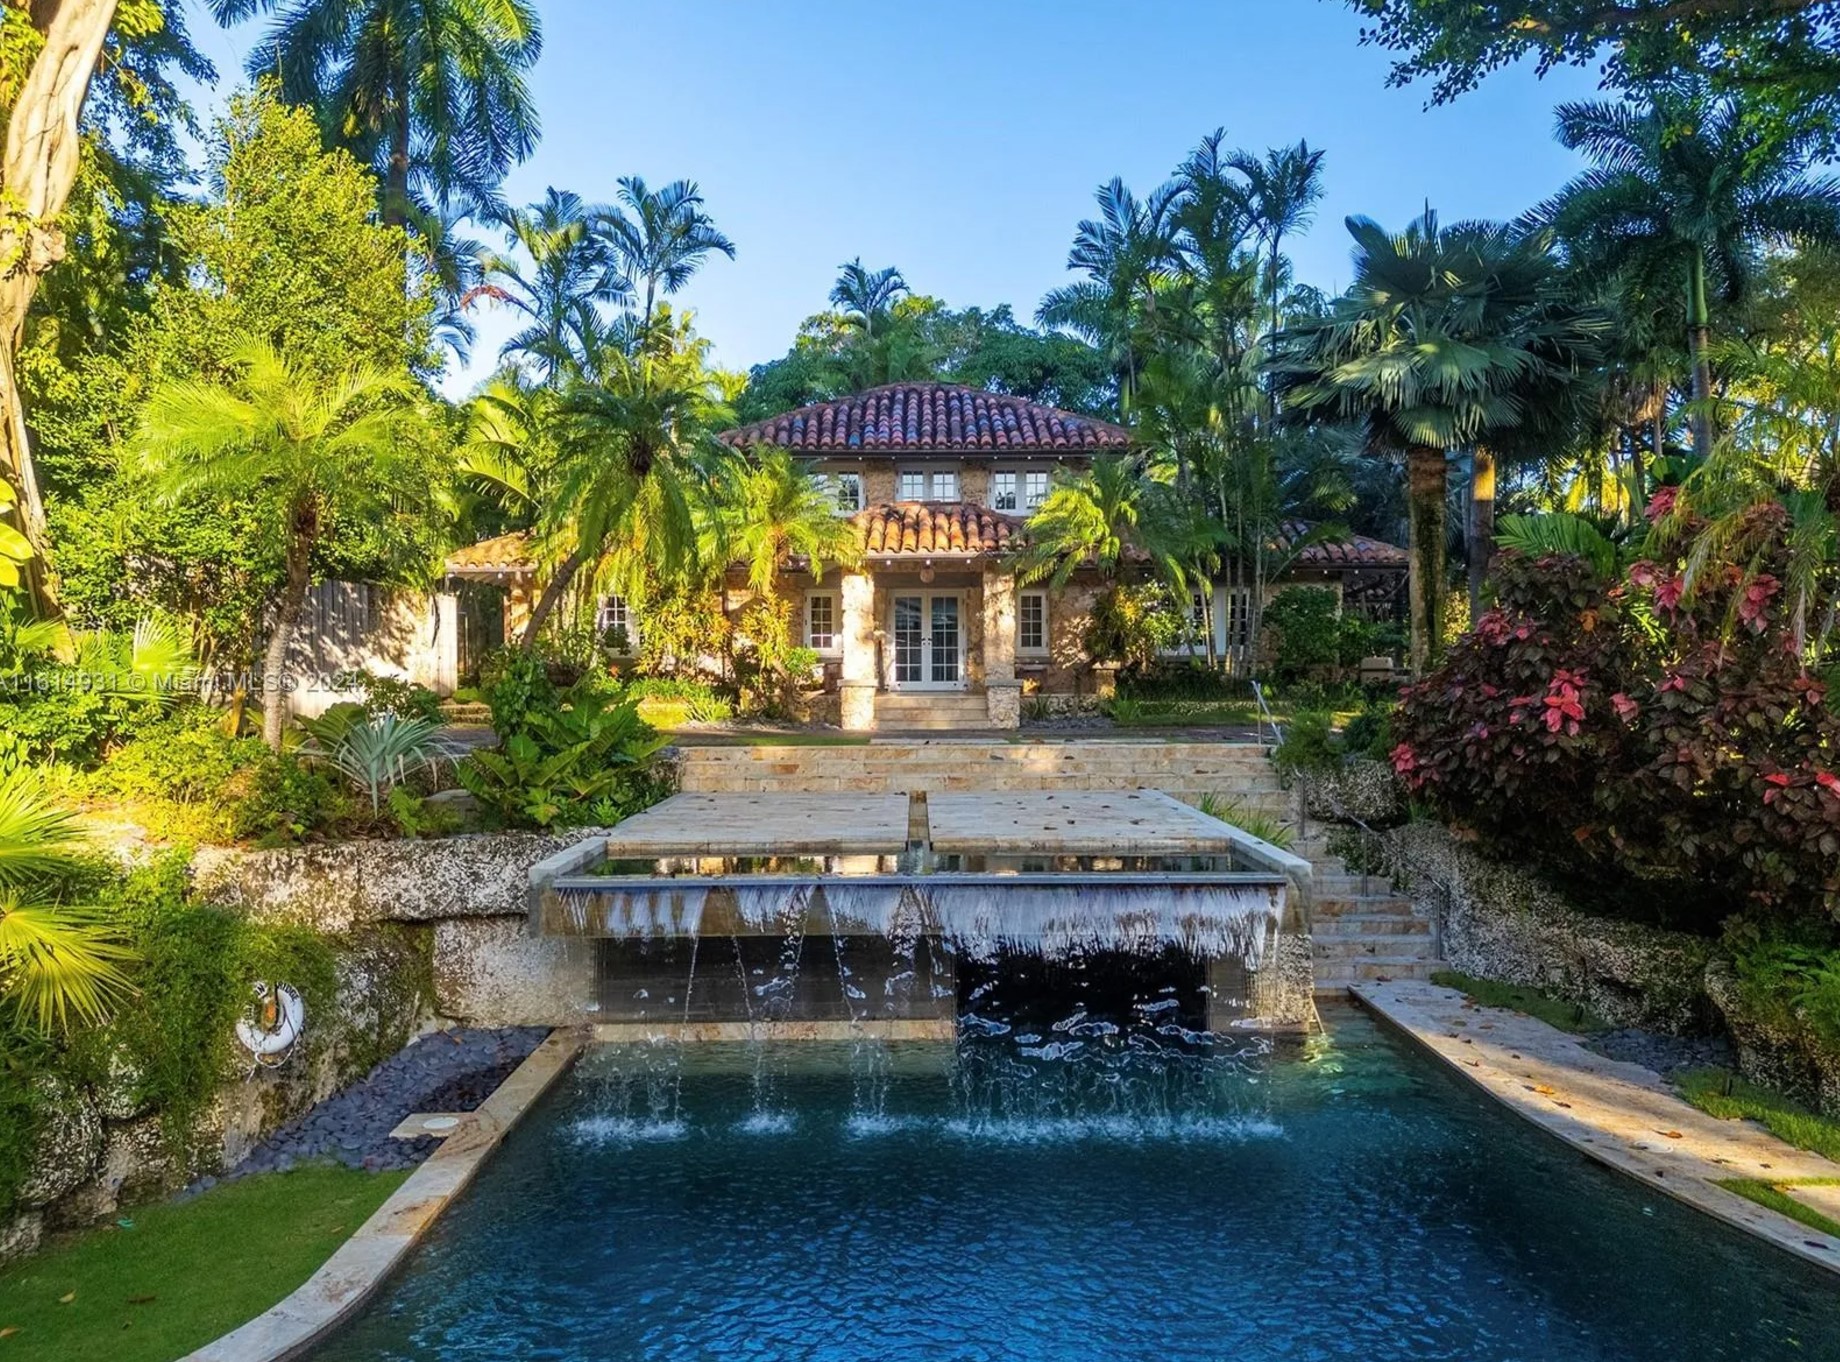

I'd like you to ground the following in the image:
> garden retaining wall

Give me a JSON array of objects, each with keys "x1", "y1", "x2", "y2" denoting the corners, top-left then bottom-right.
[{"x1": 1, "y1": 926, "x2": 431, "y2": 1265}]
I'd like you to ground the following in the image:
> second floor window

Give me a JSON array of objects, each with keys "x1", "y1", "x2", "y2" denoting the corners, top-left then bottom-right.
[
  {"x1": 992, "y1": 471, "x2": 1018, "y2": 511},
  {"x1": 1023, "y1": 470, "x2": 1050, "y2": 510},
  {"x1": 901, "y1": 469, "x2": 958, "y2": 501},
  {"x1": 817, "y1": 471, "x2": 862, "y2": 514}
]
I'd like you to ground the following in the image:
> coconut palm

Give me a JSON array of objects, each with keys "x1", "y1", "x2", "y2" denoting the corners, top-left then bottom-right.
[
  {"x1": 1274, "y1": 212, "x2": 1598, "y2": 670},
  {"x1": 474, "y1": 189, "x2": 624, "y2": 383},
  {"x1": 521, "y1": 321, "x2": 732, "y2": 645},
  {"x1": 0, "y1": 773, "x2": 134, "y2": 1031},
  {"x1": 829, "y1": 260, "x2": 909, "y2": 338},
  {"x1": 1535, "y1": 87, "x2": 1840, "y2": 460},
  {"x1": 137, "y1": 342, "x2": 429, "y2": 747},
  {"x1": 597, "y1": 177, "x2": 736, "y2": 337},
  {"x1": 212, "y1": 0, "x2": 543, "y2": 226}
]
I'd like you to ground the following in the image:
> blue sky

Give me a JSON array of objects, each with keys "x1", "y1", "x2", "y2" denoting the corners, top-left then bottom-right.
[{"x1": 184, "y1": 0, "x2": 1607, "y2": 393}]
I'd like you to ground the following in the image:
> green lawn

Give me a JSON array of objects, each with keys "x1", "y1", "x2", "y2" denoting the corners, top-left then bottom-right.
[
  {"x1": 0, "y1": 1165, "x2": 405, "y2": 1362},
  {"x1": 1106, "y1": 701, "x2": 1258, "y2": 729},
  {"x1": 1676, "y1": 1067, "x2": 1840, "y2": 1165},
  {"x1": 1429, "y1": 970, "x2": 1610, "y2": 1033},
  {"x1": 1717, "y1": 1178, "x2": 1840, "y2": 1239}
]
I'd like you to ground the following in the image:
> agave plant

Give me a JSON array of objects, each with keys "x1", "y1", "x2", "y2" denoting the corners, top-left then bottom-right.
[
  {"x1": 0, "y1": 772, "x2": 135, "y2": 1031},
  {"x1": 299, "y1": 706, "x2": 449, "y2": 813}
]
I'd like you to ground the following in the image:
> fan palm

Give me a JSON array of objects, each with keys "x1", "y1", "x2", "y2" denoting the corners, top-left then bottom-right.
[
  {"x1": 1274, "y1": 212, "x2": 1597, "y2": 669},
  {"x1": 1535, "y1": 87, "x2": 1840, "y2": 460},
  {"x1": 212, "y1": 0, "x2": 542, "y2": 226},
  {"x1": 597, "y1": 177, "x2": 736, "y2": 336},
  {"x1": 473, "y1": 189, "x2": 624, "y2": 383},
  {"x1": 0, "y1": 773, "x2": 134, "y2": 1031},
  {"x1": 136, "y1": 341, "x2": 430, "y2": 748}
]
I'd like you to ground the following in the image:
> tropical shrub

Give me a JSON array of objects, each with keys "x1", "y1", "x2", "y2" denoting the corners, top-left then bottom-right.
[
  {"x1": 1272, "y1": 710, "x2": 1341, "y2": 777},
  {"x1": 339, "y1": 670, "x2": 444, "y2": 723},
  {"x1": 732, "y1": 597, "x2": 819, "y2": 718},
  {"x1": 1084, "y1": 582, "x2": 1183, "y2": 671},
  {"x1": 1391, "y1": 501, "x2": 1840, "y2": 924},
  {"x1": 1263, "y1": 587, "x2": 1376, "y2": 679},
  {"x1": 458, "y1": 682, "x2": 668, "y2": 829},
  {"x1": 225, "y1": 749, "x2": 352, "y2": 846}
]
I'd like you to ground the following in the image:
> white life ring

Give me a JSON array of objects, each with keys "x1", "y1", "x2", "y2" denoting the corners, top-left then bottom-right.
[{"x1": 236, "y1": 982, "x2": 305, "y2": 1067}]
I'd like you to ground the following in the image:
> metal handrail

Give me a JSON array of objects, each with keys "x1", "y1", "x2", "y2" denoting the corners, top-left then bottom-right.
[{"x1": 1250, "y1": 679, "x2": 1283, "y2": 751}]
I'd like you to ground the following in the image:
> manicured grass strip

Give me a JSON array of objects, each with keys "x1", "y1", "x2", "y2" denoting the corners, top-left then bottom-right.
[
  {"x1": 1108, "y1": 702, "x2": 1258, "y2": 728},
  {"x1": 0, "y1": 1164, "x2": 406, "y2": 1362},
  {"x1": 1429, "y1": 969, "x2": 1610, "y2": 1034},
  {"x1": 1717, "y1": 1178, "x2": 1840, "y2": 1240},
  {"x1": 1676, "y1": 1066, "x2": 1840, "y2": 1165}
]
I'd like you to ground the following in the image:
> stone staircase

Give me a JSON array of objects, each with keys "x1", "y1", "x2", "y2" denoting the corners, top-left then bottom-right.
[
  {"x1": 1292, "y1": 833, "x2": 1441, "y2": 990},
  {"x1": 872, "y1": 692, "x2": 990, "y2": 732}
]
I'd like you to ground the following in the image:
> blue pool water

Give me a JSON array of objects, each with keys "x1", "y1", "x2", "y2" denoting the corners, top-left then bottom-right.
[{"x1": 315, "y1": 1006, "x2": 1840, "y2": 1361}]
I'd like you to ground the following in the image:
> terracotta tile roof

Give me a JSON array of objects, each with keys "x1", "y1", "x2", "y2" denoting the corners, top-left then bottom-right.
[
  {"x1": 855, "y1": 501, "x2": 1021, "y2": 558},
  {"x1": 721, "y1": 383, "x2": 1132, "y2": 456},
  {"x1": 445, "y1": 531, "x2": 534, "y2": 575},
  {"x1": 1278, "y1": 519, "x2": 1407, "y2": 569}
]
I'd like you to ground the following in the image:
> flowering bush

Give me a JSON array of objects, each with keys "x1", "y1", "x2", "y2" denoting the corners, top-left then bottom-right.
[{"x1": 1391, "y1": 502, "x2": 1840, "y2": 924}]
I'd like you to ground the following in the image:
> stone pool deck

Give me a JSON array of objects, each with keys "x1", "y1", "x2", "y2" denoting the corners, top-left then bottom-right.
[{"x1": 1353, "y1": 980, "x2": 1840, "y2": 1277}]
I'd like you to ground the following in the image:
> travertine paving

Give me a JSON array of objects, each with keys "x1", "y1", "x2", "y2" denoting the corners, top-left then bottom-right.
[
  {"x1": 1354, "y1": 980, "x2": 1840, "y2": 1277},
  {"x1": 602, "y1": 792, "x2": 912, "y2": 855},
  {"x1": 927, "y1": 789, "x2": 1240, "y2": 855}
]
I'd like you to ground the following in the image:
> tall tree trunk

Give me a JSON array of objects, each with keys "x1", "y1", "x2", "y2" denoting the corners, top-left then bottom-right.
[
  {"x1": 0, "y1": 0, "x2": 120, "y2": 611},
  {"x1": 1686, "y1": 249, "x2": 1715, "y2": 461},
  {"x1": 1405, "y1": 444, "x2": 1448, "y2": 675},
  {"x1": 1467, "y1": 448, "x2": 1496, "y2": 620},
  {"x1": 383, "y1": 88, "x2": 411, "y2": 228},
  {"x1": 519, "y1": 547, "x2": 587, "y2": 648},
  {"x1": 263, "y1": 505, "x2": 317, "y2": 749}
]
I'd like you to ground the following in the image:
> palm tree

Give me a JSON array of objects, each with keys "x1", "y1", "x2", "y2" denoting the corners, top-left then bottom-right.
[
  {"x1": 1229, "y1": 140, "x2": 1327, "y2": 369},
  {"x1": 710, "y1": 447, "x2": 862, "y2": 597},
  {"x1": 598, "y1": 177, "x2": 736, "y2": 336},
  {"x1": 1536, "y1": 87, "x2": 1840, "y2": 460},
  {"x1": 521, "y1": 319, "x2": 731, "y2": 645},
  {"x1": 137, "y1": 342, "x2": 428, "y2": 747},
  {"x1": 829, "y1": 260, "x2": 909, "y2": 338},
  {"x1": 0, "y1": 773, "x2": 134, "y2": 1031},
  {"x1": 1274, "y1": 212, "x2": 1596, "y2": 670},
  {"x1": 1011, "y1": 456, "x2": 1197, "y2": 590},
  {"x1": 473, "y1": 189, "x2": 624, "y2": 383},
  {"x1": 1038, "y1": 178, "x2": 1180, "y2": 409},
  {"x1": 212, "y1": 0, "x2": 543, "y2": 226}
]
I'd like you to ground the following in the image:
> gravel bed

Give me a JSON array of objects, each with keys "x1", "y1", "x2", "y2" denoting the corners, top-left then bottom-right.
[
  {"x1": 1587, "y1": 1027, "x2": 1733, "y2": 1078},
  {"x1": 190, "y1": 1026, "x2": 549, "y2": 1191}
]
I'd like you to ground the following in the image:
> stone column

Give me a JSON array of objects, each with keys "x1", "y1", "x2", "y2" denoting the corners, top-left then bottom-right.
[
  {"x1": 982, "y1": 566, "x2": 1021, "y2": 729},
  {"x1": 840, "y1": 571, "x2": 877, "y2": 731}
]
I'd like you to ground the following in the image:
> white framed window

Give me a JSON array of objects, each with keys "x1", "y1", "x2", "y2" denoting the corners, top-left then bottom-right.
[
  {"x1": 805, "y1": 591, "x2": 838, "y2": 652},
  {"x1": 1023, "y1": 470, "x2": 1050, "y2": 510},
  {"x1": 992, "y1": 471, "x2": 1018, "y2": 511},
  {"x1": 901, "y1": 469, "x2": 959, "y2": 502},
  {"x1": 815, "y1": 471, "x2": 863, "y2": 514},
  {"x1": 1225, "y1": 588, "x2": 1253, "y2": 650},
  {"x1": 1017, "y1": 590, "x2": 1048, "y2": 655},
  {"x1": 597, "y1": 594, "x2": 639, "y2": 652}
]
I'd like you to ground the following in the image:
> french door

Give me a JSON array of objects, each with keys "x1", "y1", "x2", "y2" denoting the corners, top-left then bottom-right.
[{"x1": 889, "y1": 593, "x2": 964, "y2": 690}]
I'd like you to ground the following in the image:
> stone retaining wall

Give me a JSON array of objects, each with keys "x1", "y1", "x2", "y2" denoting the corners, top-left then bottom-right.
[
  {"x1": 678, "y1": 740, "x2": 1289, "y2": 818},
  {"x1": 1386, "y1": 822, "x2": 1717, "y2": 1033}
]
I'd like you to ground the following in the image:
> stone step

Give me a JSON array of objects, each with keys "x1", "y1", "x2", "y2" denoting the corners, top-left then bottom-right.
[
  {"x1": 1312, "y1": 914, "x2": 1431, "y2": 936},
  {"x1": 1311, "y1": 935, "x2": 1436, "y2": 960},
  {"x1": 1312, "y1": 895, "x2": 1418, "y2": 917},
  {"x1": 1312, "y1": 958, "x2": 1442, "y2": 984}
]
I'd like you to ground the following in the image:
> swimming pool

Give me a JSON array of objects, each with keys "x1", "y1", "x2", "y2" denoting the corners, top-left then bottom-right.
[{"x1": 313, "y1": 1004, "x2": 1839, "y2": 1361}]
